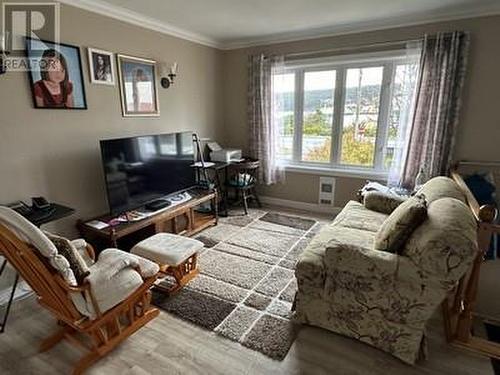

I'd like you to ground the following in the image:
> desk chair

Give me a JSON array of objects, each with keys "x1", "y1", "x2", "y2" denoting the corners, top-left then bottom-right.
[{"x1": 225, "y1": 158, "x2": 261, "y2": 215}]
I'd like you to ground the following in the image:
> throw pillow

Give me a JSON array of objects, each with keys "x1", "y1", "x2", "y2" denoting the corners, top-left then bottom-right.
[
  {"x1": 374, "y1": 194, "x2": 427, "y2": 253},
  {"x1": 45, "y1": 232, "x2": 90, "y2": 284},
  {"x1": 363, "y1": 191, "x2": 407, "y2": 214}
]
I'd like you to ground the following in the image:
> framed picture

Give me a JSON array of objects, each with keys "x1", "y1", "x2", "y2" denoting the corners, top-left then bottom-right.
[
  {"x1": 26, "y1": 37, "x2": 87, "y2": 109},
  {"x1": 117, "y1": 54, "x2": 159, "y2": 117},
  {"x1": 88, "y1": 47, "x2": 115, "y2": 85}
]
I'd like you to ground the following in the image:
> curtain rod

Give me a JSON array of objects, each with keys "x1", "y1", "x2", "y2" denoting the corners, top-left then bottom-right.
[{"x1": 284, "y1": 37, "x2": 423, "y2": 59}]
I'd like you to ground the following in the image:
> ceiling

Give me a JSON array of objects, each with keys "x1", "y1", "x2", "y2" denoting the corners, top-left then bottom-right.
[{"x1": 63, "y1": 0, "x2": 500, "y2": 49}]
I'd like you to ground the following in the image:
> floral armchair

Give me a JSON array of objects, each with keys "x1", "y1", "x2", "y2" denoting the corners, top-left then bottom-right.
[{"x1": 295, "y1": 177, "x2": 478, "y2": 364}]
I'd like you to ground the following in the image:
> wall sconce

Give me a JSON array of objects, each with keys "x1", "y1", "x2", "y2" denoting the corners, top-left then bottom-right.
[{"x1": 160, "y1": 62, "x2": 178, "y2": 89}]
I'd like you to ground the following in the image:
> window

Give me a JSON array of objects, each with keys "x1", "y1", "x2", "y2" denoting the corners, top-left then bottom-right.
[
  {"x1": 273, "y1": 73, "x2": 295, "y2": 161},
  {"x1": 273, "y1": 50, "x2": 420, "y2": 175}
]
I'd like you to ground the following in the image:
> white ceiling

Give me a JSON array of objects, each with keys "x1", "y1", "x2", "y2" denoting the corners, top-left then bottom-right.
[{"x1": 63, "y1": 0, "x2": 500, "y2": 49}]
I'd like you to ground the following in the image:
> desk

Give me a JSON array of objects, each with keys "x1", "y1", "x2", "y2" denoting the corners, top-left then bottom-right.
[
  {"x1": 193, "y1": 162, "x2": 230, "y2": 216},
  {"x1": 0, "y1": 203, "x2": 75, "y2": 333},
  {"x1": 23, "y1": 203, "x2": 75, "y2": 227}
]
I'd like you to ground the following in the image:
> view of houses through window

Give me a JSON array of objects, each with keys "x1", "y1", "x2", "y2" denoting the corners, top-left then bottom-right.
[{"x1": 273, "y1": 50, "x2": 419, "y2": 173}]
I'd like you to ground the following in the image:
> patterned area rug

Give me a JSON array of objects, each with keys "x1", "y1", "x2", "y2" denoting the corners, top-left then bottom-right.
[{"x1": 152, "y1": 209, "x2": 324, "y2": 360}]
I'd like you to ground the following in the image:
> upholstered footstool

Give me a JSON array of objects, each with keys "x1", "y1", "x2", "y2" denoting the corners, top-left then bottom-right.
[{"x1": 131, "y1": 233, "x2": 203, "y2": 294}]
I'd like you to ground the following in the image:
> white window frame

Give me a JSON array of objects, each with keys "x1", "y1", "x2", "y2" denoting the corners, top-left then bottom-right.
[{"x1": 276, "y1": 50, "x2": 419, "y2": 179}]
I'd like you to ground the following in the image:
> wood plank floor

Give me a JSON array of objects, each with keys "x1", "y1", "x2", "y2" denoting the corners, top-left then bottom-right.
[
  {"x1": 0, "y1": 296, "x2": 493, "y2": 375},
  {"x1": 0, "y1": 206, "x2": 494, "y2": 374}
]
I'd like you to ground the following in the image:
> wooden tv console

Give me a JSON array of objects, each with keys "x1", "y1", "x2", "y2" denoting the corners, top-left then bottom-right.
[{"x1": 77, "y1": 188, "x2": 217, "y2": 251}]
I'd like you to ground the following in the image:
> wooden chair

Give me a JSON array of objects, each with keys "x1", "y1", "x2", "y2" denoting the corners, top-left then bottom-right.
[
  {"x1": 0, "y1": 222, "x2": 159, "y2": 374},
  {"x1": 225, "y1": 158, "x2": 262, "y2": 215},
  {"x1": 442, "y1": 166, "x2": 500, "y2": 359}
]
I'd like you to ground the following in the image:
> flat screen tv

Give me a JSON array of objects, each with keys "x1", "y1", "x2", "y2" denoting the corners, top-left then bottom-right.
[{"x1": 100, "y1": 131, "x2": 196, "y2": 215}]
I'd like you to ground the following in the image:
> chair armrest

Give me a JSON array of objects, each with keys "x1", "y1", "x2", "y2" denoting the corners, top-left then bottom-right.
[
  {"x1": 85, "y1": 254, "x2": 140, "y2": 286},
  {"x1": 324, "y1": 240, "x2": 423, "y2": 285},
  {"x1": 70, "y1": 238, "x2": 87, "y2": 250},
  {"x1": 71, "y1": 238, "x2": 96, "y2": 265},
  {"x1": 97, "y1": 248, "x2": 160, "y2": 279}
]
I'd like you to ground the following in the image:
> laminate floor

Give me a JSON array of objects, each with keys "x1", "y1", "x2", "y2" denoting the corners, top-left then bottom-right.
[
  {"x1": 0, "y1": 205, "x2": 493, "y2": 375},
  {"x1": 0, "y1": 296, "x2": 492, "y2": 375}
]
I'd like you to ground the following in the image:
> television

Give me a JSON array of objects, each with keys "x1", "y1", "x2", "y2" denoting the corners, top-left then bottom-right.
[{"x1": 100, "y1": 131, "x2": 196, "y2": 215}]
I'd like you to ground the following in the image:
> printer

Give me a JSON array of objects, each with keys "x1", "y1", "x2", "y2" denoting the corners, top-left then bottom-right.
[{"x1": 207, "y1": 142, "x2": 242, "y2": 163}]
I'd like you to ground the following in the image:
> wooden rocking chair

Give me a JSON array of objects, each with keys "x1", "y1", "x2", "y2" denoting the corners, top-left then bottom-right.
[
  {"x1": 0, "y1": 212, "x2": 160, "y2": 374},
  {"x1": 442, "y1": 166, "x2": 500, "y2": 359}
]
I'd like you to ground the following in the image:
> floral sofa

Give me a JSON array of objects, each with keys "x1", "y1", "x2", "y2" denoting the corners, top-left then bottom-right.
[{"x1": 294, "y1": 177, "x2": 478, "y2": 364}]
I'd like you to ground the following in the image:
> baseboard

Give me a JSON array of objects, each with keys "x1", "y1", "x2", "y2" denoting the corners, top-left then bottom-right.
[{"x1": 259, "y1": 196, "x2": 342, "y2": 215}]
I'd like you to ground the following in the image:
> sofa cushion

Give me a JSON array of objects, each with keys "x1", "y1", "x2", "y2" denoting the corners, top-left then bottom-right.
[
  {"x1": 417, "y1": 176, "x2": 465, "y2": 204},
  {"x1": 403, "y1": 198, "x2": 477, "y2": 282},
  {"x1": 84, "y1": 264, "x2": 143, "y2": 318},
  {"x1": 363, "y1": 191, "x2": 407, "y2": 215},
  {"x1": 332, "y1": 200, "x2": 388, "y2": 233},
  {"x1": 131, "y1": 233, "x2": 204, "y2": 266},
  {"x1": 374, "y1": 195, "x2": 427, "y2": 253},
  {"x1": 78, "y1": 248, "x2": 159, "y2": 319}
]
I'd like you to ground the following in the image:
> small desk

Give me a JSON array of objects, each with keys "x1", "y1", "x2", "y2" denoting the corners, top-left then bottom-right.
[
  {"x1": 0, "y1": 203, "x2": 75, "y2": 333},
  {"x1": 23, "y1": 203, "x2": 75, "y2": 227},
  {"x1": 193, "y1": 161, "x2": 251, "y2": 216}
]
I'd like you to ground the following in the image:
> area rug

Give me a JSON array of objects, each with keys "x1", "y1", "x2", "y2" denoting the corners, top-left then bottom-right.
[{"x1": 152, "y1": 209, "x2": 324, "y2": 360}]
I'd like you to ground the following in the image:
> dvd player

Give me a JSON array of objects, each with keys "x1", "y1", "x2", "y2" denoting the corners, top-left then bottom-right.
[{"x1": 145, "y1": 199, "x2": 171, "y2": 211}]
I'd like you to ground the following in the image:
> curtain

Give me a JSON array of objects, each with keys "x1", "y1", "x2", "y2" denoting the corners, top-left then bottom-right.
[
  {"x1": 248, "y1": 54, "x2": 285, "y2": 185},
  {"x1": 387, "y1": 42, "x2": 422, "y2": 187},
  {"x1": 400, "y1": 31, "x2": 470, "y2": 188}
]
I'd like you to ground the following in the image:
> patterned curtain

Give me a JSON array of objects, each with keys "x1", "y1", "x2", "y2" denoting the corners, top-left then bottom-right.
[
  {"x1": 400, "y1": 31, "x2": 470, "y2": 188},
  {"x1": 248, "y1": 54, "x2": 285, "y2": 185}
]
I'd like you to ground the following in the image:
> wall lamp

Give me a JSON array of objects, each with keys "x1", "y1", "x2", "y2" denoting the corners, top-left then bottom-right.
[{"x1": 160, "y1": 62, "x2": 178, "y2": 89}]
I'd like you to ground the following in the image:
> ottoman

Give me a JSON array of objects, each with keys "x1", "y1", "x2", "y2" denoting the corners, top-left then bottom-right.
[{"x1": 131, "y1": 233, "x2": 204, "y2": 294}]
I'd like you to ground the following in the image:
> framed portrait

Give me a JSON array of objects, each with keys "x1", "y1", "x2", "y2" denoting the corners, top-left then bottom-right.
[
  {"x1": 117, "y1": 54, "x2": 159, "y2": 117},
  {"x1": 26, "y1": 38, "x2": 87, "y2": 109},
  {"x1": 88, "y1": 47, "x2": 115, "y2": 85}
]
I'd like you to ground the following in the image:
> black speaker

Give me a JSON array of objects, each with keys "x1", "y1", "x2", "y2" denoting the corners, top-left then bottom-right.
[{"x1": 0, "y1": 55, "x2": 5, "y2": 75}]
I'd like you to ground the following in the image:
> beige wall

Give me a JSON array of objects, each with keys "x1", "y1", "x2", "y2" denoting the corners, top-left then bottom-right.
[
  {"x1": 1, "y1": 2, "x2": 499, "y2": 236},
  {"x1": 222, "y1": 15, "x2": 500, "y2": 207},
  {"x1": 0, "y1": 2, "x2": 224, "y2": 235}
]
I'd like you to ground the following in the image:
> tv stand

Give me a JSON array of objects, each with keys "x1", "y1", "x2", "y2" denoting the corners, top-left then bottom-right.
[
  {"x1": 145, "y1": 199, "x2": 171, "y2": 211},
  {"x1": 78, "y1": 188, "x2": 217, "y2": 251}
]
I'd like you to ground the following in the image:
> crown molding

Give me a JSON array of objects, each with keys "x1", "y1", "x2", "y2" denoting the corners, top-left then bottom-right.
[
  {"x1": 59, "y1": 0, "x2": 500, "y2": 51},
  {"x1": 220, "y1": 3, "x2": 500, "y2": 50},
  {"x1": 58, "y1": 0, "x2": 222, "y2": 48}
]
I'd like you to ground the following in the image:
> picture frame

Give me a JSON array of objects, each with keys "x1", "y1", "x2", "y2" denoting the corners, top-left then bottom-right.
[
  {"x1": 117, "y1": 54, "x2": 160, "y2": 117},
  {"x1": 26, "y1": 37, "x2": 87, "y2": 110},
  {"x1": 88, "y1": 47, "x2": 115, "y2": 85}
]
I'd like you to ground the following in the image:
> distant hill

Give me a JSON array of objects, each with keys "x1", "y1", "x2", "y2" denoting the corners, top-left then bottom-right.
[{"x1": 280, "y1": 85, "x2": 383, "y2": 112}]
